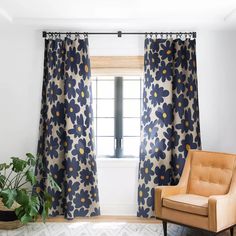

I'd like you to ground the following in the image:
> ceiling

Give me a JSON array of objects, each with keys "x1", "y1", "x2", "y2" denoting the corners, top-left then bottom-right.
[{"x1": 1, "y1": 0, "x2": 236, "y2": 31}]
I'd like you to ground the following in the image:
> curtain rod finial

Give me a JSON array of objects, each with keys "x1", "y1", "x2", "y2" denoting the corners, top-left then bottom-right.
[{"x1": 193, "y1": 32, "x2": 197, "y2": 38}]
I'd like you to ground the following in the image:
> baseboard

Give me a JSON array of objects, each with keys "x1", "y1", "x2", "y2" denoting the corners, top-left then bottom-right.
[{"x1": 44, "y1": 215, "x2": 159, "y2": 224}]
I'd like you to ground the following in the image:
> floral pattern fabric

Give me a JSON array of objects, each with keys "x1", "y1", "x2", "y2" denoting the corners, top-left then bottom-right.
[
  {"x1": 36, "y1": 36, "x2": 100, "y2": 219},
  {"x1": 137, "y1": 36, "x2": 201, "y2": 218}
]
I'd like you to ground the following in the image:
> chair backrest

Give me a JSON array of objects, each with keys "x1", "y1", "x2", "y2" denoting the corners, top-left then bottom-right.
[{"x1": 187, "y1": 150, "x2": 236, "y2": 197}]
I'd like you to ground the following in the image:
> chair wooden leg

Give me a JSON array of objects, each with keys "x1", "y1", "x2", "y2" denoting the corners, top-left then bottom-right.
[
  {"x1": 230, "y1": 227, "x2": 234, "y2": 236},
  {"x1": 162, "y1": 221, "x2": 167, "y2": 236}
]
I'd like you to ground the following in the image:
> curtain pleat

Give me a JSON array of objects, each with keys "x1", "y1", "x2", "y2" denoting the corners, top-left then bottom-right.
[
  {"x1": 137, "y1": 36, "x2": 201, "y2": 218},
  {"x1": 35, "y1": 36, "x2": 100, "y2": 219}
]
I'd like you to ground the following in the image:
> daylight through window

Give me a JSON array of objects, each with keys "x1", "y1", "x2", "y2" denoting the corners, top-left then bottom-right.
[{"x1": 92, "y1": 76, "x2": 143, "y2": 158}]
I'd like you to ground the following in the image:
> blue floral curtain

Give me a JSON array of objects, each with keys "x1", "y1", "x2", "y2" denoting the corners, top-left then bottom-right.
[
  {"x1": 137, "y1": 36, "x2": 201, "y2": 218},
  {"x1": 35, "y1": 36, "x2": 100, "y2": 219}
]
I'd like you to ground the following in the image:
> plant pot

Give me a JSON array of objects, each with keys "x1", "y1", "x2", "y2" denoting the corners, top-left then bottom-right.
[{"x1": 0, "y1": 199, "x2": 23, "y2": 229}]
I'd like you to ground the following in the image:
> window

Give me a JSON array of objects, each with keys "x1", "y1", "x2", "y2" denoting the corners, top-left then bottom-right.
[{"x1": 92, "y1": 76, "x2": 143, "y2": 158}]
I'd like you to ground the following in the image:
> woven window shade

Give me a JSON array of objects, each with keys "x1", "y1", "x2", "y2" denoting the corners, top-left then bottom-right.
[{"x1": 90, "y1": 56, "x2": 144, "y2": 76}]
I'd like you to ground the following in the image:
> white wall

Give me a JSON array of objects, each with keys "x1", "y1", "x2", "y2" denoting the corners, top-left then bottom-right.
[
  {"x1": 0, "y1": 28, "x2": 43, "y2": 158},
  {"x1": 0, "y1": 28, "x2": 236, "y2": 215},
  {"x1": 197, "y1": 31, "x2": 236, "y2": 153},
  {"x1": 97, "y1": 158, "x2": 139, "y2": 215}
]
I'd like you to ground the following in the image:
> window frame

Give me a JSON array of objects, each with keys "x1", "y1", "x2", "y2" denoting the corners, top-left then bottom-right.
[
  {"x1": 114, "y1": 77, "x2": 123, "y2": 158},
  {"x1": 92, "y1": 76, "x2": 143, "y2": 159},
  {"x1": 91, "y1": 56, "x2": 144, "y2": 158}
]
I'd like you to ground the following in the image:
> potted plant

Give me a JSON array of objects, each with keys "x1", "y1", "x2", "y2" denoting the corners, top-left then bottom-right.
[{"x1": 0, "y1": 153, "x2": 60, "y2": 229}]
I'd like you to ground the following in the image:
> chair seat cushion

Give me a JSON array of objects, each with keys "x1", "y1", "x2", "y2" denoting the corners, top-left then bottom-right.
[{"x1": 163, "y1": 194, "x2": 208, "y2": 216}]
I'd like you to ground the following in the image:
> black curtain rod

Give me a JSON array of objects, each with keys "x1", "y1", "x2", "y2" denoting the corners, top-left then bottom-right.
[{"x1": 42, "y1": 31, "x2": 196, "y2": 38}]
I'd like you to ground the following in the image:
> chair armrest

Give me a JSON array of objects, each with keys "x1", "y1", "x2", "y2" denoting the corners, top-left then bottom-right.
[
  {"x1": 155, "y1": 185, "x2": 187, "y2": 198},
  {"x1": 154, "y1": 153, "x2": 191, "y2": 217},
  {"x1": 155, "y1": 185, "x2": 187, "y2": 217},
  {"x1": 208, "y1": 193, "x2": 236, "y2": 232},
  {"x1": 208, "y1": 163, "x2": 236, "y2": 232}
]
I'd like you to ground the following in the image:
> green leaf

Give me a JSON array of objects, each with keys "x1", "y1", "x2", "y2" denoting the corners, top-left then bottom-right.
[
  {"x1": 20, "y1": 214, "x2": 32, "y2": 224},
  {"x1": 0, "y1": 189, "x2": 17, "y2": 208},
  {"x1": 41, "y1": 192, "x2": 52, "y2": 223},
  {"x1": 26, "y1": 153, "x2": 36, "y2": 166},
  {"x1": 11, "y1": 157, "x2": 27, "y2": 172},
  {"x1": 28, "y1": 196, "x2": 40, "y2": 217},
  {"x1": 26, "y1": 170, "x2": 36, "y2": 185},
  {"x1": 0, "y1": 163, "x2": 10, "y2": 171},
  {"x1": 43, "y1": 191, "x2": 52, "y2": 206},
  {"x1": 15, "y1": 189, "x2": 29, "y2": 206},
  {"x1": 15, "y1": 194, "x2": 40, "y2": 223},
  {"x1": 48, "y1": 175, "x2": 61, "y2": 192},
  {"x1": 26, "y1": 153, "x2": 35, "y2": 159},
  {"x1": 41, "y1": 204, "x2": 47, "y2": 223},
  {"x1": 0, "y1": 175, "x2": 6, "y2": 188},
  {"x1": 15, "y1": 206, "x2": 25, "y2": 219}
]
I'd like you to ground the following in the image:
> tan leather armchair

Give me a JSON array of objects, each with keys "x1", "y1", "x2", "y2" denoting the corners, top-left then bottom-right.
[{"x1": 155, "y1": 150, "x2": 236, "y2": 236}]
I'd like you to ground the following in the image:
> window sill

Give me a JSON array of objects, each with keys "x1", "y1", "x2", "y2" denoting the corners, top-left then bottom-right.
[{"x1": 96, "y1": 157, "x2": 139, "y2": 168}]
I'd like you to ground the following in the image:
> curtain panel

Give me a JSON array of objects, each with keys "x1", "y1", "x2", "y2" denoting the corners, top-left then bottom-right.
[
  {"x1": 35, "y1": 36, "x2": 100, "y2": 219},
  {"x1": 137, "y1": 36, "x2": 201, "y2": 218}
]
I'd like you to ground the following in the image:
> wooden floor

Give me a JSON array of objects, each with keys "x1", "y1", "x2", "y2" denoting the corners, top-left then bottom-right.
[{"x1": 41, "y1": 215, "x2": 159, "y2": 224}]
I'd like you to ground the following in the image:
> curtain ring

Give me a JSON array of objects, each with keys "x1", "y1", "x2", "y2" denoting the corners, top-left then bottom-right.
[{"x1": 161, "y1": 33, "x2": 163, "y2": 39}]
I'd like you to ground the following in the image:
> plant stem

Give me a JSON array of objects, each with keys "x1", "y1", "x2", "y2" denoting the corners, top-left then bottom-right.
[
  {"x1": 6, "y1": 174, "x2": 19, "y2": 188},
  {"x1": 14, "y1": 173, "x2": 22, "y2": 188},
  {"x1": 15, "y1": 166, "x2": 31, "y2": 188},
  {"x1": 2, "y1": 170, "x2": 13, "y2": 190},
  {"x1": 5, "y1": 178, "x2": 13, "y2": 189},
  {"x1": 17, "y1": 181, "x2": 28, "y2": 189}
]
